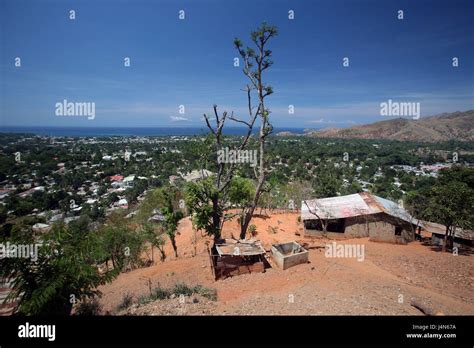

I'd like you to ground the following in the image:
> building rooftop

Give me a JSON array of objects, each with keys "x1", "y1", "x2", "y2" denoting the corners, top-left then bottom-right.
[
  {"x1": 215, "y1": 239, "x2": 265, "y2": 256},
  {"x1": 421, "y1": 221, "x2": 474, "y2": 241},
  {"x1": 182, "y1": 169, "x2": 214, "y2": 182},
  {"x1": 301, "y1": 192, "x2": 419, "y2": 225}
]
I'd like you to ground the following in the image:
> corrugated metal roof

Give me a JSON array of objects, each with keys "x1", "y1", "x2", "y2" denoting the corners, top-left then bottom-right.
[
  {"x1": 182, "y1": 169, "x2": 214, "y2": 182},
  {"x1": 371, "y1": 195, "x2": 417, "y2": 225},
  {"x1": 215, "y1": 240, "x2": 265, "y2": 256},
  {"x1": 421, "y1": 221, "x2": 474, "y2": 241},
  {"x1": 301, "y1": 193, "x2": 377, "y2": 220},
  {"x1": 301, "y1": 192, "x2": 420, "y2": 225}
]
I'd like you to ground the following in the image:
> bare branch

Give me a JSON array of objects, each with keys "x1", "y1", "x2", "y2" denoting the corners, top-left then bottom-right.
[
  {"x1": 213, "y1": 105, "x2": 220, "y2": 125},
  {"x1": 229, "y1": 114, "x2": 251, "y2": 127},
  {"x1": 203, "y1": 114, "x2": 216, "y2": 136}
]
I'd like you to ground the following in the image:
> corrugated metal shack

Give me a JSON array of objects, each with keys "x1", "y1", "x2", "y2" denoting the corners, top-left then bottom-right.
[
  {"x1": 301, "y1": 192, "x2": 419, "y2": 244},
  {"x1": 421, "y1": 221, "x2": 473, "y2": 250}
]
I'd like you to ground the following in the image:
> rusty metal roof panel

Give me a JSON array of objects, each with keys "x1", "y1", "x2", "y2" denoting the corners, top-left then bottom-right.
[
  {"x1": 215, "y1": 240, "x2": 266, "y2": 256},
  {"x1": 421, "y1": 220, "x2": 474, "y2": 240},
  {"x1": 372, "y1": 195, "x2": 418, "y2": 225},
  {"x1": 301, "y1": 193, "x2": 379, "y2": 220},
  {"x1": 301, "y1": 192, "x2": 419, "y2": 226}
]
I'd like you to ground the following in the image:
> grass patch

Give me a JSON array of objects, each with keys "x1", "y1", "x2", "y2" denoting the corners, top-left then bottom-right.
[
  {"x1": 137, "y1": 294, "x2": 152, "y2": 305},
  {"x1": 193, "y1": 284, "x2": 218, "y2": 301},
  {"x1": 170, "y1": 282, "x2": 217, "y2": 301},
  {"x1": 117, "y1": 293, "x2": 133, "y2": 311},
  {"x1": 133, "y1": 283, "x2": 217, "y2": 306},
  {"x1": 151, "y1": 286, "x2": 171, "y2": 300},
  {"x1": 76, "y1": 297, "x2": 102, "y2": 316},
  {"x1": 171, "y1": 282, "x2": 195, "y2": 296},
  {"x1": 267, "y1": 226, "x2": 279, "y2": 234}
]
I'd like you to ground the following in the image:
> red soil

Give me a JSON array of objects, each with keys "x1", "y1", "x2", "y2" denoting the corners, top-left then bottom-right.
[{"x1": 98, "y1": 212, "x2": 474, "y2": 315}]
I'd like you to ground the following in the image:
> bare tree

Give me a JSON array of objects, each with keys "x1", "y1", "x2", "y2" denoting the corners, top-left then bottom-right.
[
  {"x1": 198, "y1": 103, "x2": 258, "y2": 239},
  {"x1": 302, "y1": 199, "x2": 332, "y2": 234},
  {"x1": 234, "y1": 22, "x2": 278, "y2": 239}
]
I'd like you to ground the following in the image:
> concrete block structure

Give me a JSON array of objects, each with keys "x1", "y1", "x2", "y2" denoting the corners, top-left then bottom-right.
[{"x1": 271, "y1": 241, "x2": 309, "y2": 270}]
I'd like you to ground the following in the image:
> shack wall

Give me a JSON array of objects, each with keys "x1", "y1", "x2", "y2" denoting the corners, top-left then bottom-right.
[
  {"x1": 431, "y1": 233, "x2": 473, "y2": 250},
  {"x1": 303, "y1": 213, "x2": 415, "y2": 244}
]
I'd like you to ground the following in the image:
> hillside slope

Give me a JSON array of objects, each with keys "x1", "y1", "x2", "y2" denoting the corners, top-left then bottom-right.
[{"x1": 306, "y1": 110, "x2": 474, "y2": 142}]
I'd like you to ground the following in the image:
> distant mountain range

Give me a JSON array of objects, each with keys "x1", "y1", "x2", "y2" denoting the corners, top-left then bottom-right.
[{"x1": 280, "y1": 110, "x2": 474, "y2": 142}]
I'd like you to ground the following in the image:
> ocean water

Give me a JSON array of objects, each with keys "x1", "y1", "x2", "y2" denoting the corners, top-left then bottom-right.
[{"x1": 0, "y1": 126, "x2": 310, "y2": 137}]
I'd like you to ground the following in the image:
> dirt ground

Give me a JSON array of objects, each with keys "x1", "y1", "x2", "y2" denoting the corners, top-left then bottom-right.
[{"x1": 98, "y1": 212, "x2": 474, "y2": 315}]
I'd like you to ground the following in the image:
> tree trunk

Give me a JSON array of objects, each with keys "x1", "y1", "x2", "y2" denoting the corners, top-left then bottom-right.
[
  {"x1": 170, "y1": 235, "x2": 178, "y2": 258},
  {"x1": 231, "y1": 24, "x2": 276, "y2": 239},
  {"x1": 212, "y1": 195, "x2": 221, "y2": 240},
  {"x1": 159, "y1": 247, "x2": 166, "y2": 261},
  {"x1": 240, "y1": 98, "x2": 267, "y2": 239},
  {"x1": 240, "y1": 177, "x2": 265, "y2": 239},
  {"x1": 442, "y1": 225, "x2": 449, "y2": 252}
]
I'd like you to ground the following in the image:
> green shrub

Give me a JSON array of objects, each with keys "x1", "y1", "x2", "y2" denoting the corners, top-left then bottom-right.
[
  {"x1": 119, "y1": 283, "x2": 218, "y2": 309},
  {"x1": 249, "y1": 224, "x2": 257, "y2": 237},
  {"x1": 267, "y1": 226, "x2": 278, "y2": 234},
  {"x1": 75, "y1": 297, "x2": 102, "y2": 316},
  {"x1": 171, "y1": 282, "x2": 195, "y2": 296},
  {"x1": 193, "y1": 285, "x2": 217, "y2": 301},
  {"x1": 117, "y1": 293, "x2": 133, "y2": 311},
  {"x1": 151, "y1": 286, "x2": 171, "y2": 300},
  {"x1": 137, "y1": 294, "x2": 152, "y2": 305}
]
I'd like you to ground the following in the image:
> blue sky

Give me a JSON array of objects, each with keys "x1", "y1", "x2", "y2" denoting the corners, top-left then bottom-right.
[{"x1": 1, "y1": 0, "x2": 473, "y2": 128}]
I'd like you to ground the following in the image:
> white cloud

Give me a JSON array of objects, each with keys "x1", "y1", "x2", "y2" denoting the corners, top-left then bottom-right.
[
  {"x1": 307, "y1": 118, "x2": 325, "y2": 124},
  {"x1": 307, "y1": 118, "x2": 357, "y2": 125},
  {"x1": 170, "y1": 115, "x2": 189, "y2": 122}
]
